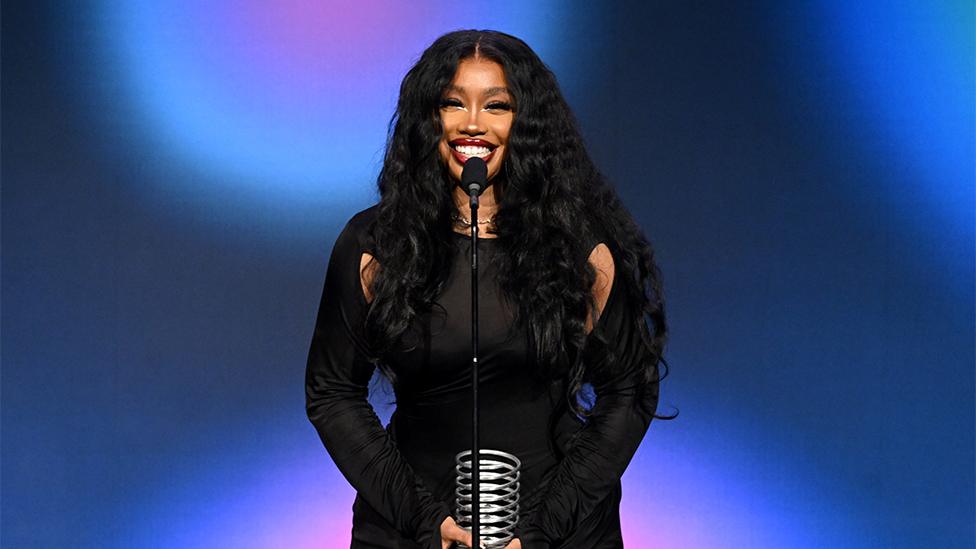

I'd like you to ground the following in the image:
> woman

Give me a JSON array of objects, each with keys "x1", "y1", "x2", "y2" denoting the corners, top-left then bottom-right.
[{"x1": 306, "y1": 30, "x2": 670, "y2": 549}]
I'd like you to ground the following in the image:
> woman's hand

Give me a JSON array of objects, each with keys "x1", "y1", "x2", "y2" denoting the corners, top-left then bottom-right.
[
  {"x1": 439, "y1": 516, "x2": 521, "y2": 549},
  {"x1": 440, "y1": 516, "x2": 478, "y2": 549}
]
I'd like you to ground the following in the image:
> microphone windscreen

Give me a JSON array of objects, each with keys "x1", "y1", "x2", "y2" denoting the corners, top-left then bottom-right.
[{"x1": 461, "y1": 157, "x2": 488, "y2": 194}]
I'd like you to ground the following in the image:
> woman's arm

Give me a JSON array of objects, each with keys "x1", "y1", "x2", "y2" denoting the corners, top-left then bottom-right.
[
  {"x1": 585, "y1": 244, "x2": 615, "y2": 333},
  {"x1": 305, "y1": 215, "x2": 451, "y2": 548},
  {"x1": 514, "y1": 245, "x2": 660, "y2": 548}
]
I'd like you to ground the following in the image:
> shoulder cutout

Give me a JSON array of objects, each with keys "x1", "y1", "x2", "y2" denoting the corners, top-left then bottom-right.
[
  {"x1": 360, "y1": 252, "x2": 377, "y2": 304},
  {"x1": 586, "y1": 243, "x2": 615, "y2": 333}
]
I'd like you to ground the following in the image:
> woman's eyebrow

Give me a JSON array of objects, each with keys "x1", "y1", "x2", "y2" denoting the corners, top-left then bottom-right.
[
  {"x1": 444, "y1": 85, "x2": 511, "y2": 97},
  {"x1": 483, "y1": 87, "x2": 511, "y2": 98}
]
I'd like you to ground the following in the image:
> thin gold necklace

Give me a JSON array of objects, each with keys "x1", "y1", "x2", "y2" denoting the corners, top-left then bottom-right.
[{"x1": 453, "y1": 213, "x2": 495, "y2": 227}]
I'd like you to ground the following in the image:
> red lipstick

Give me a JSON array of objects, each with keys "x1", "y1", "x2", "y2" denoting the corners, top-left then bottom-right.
[{"x1": 448, "y1": 138, "x2": 497, "y2": 164}]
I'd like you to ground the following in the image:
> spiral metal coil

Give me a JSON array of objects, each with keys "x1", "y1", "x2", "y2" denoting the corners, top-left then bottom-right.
[{"x1": 454, "y1": 449, "x2": 521, "y2": 549}]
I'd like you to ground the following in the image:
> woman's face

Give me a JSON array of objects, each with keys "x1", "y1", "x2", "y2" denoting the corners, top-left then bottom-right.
[{"x1": 438, "y1": 58, "x2": 515, "y2": 183}]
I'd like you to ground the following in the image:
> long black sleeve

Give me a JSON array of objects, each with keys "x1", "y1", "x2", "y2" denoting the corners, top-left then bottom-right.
[
  {"x1": 305, "y1": 213, "x2": 451, "y2": 547},
  {"x1": 515, "y1": 265, "x2": 660, "y2": 548}
]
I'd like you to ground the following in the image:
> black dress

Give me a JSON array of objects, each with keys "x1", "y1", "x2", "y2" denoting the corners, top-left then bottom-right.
[{"x1": 306, "y1": 206, "x2": 658, "y2": 549}]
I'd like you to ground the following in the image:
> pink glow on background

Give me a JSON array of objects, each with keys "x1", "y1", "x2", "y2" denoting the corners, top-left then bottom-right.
[
  {"x1": 109, "y1": 0, "x2": 564, "y2": 195},
  {"x1": 212, "y1": 1, "x2": 429, "y2": 102},
  {"x1": 131, "y1": 410, "x2": 864, "y2": 548},
  {"x1": 134, "y1": 415, "x2": 357, "y2": 548}
]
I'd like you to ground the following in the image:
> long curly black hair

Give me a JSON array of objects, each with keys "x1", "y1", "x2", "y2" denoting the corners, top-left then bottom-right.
[{"x1": 364, "y1": 29, "x2": 671, "y2": 420}]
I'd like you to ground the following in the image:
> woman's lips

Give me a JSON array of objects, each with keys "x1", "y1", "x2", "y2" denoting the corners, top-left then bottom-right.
[{"x1": 449, "y1": 138, "x2": 497, "y2": 164}]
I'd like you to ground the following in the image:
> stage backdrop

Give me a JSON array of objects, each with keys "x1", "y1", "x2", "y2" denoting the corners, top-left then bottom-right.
[{"x1": 3, "y1": 1, "x2": 973, "y2": 547}]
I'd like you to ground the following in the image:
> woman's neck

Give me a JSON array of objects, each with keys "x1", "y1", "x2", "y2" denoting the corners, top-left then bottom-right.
[{"x1": 452, "y1": 184, "x2": 499, "y2": 225}]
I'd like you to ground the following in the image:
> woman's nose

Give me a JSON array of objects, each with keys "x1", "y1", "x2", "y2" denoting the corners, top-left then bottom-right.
[{"x1": 461, "y1": 111, "x2": 485, "y2": 134}]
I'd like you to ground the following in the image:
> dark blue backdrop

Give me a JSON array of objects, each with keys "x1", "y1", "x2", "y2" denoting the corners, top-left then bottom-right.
[{"x1": 3, "y1": 1, "x2": 973, "y2": 547}]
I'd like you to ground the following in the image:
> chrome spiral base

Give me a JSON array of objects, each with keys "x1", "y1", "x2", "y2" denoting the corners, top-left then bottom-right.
[{"x1": 454, "y1": 449, "x2": 521, "y2": 549}]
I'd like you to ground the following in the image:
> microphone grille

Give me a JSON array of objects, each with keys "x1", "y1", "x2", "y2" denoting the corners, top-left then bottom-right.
[{"x1": 461, "y1": 157, "x2": 488, "y2": 190}]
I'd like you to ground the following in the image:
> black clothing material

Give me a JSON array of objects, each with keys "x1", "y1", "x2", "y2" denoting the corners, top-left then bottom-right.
[{"x1": 305, "y1": 206, "x2": 658, "y2": 548}]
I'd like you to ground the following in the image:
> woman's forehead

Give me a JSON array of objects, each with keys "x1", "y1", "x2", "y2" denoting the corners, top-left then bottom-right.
[{"x1": 444, "y1": 59, "x2": 510, "y2": 95}]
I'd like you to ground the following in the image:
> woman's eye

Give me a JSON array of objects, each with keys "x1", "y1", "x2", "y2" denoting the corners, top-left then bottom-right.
[
  {"x1": 485, "y1": 101, "x2": 512, "y2": 111},
  {"x1": 439, "y1": 98, "x2": 463, "y2": 109}
]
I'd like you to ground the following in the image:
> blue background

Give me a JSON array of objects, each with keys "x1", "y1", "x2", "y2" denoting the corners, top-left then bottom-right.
[{"x1": 2, "y1": 1, "x2": 973, "y2": 547}]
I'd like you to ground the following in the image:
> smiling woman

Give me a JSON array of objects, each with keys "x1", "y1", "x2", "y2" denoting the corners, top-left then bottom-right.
[
  {"x1": 438, "y1": 58, "x2": 515, "y2": 233},
  {"x1": 305, "y1": 29, "x2": 672, "y2": 549}
]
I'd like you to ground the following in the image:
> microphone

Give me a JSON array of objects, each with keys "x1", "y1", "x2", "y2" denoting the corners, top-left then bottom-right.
[{"x1": 461, "y1": 157, "x2": 488, "y2": 198}]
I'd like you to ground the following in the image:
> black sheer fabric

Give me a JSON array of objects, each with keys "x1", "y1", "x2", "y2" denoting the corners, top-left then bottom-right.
[{"x1": 306, "y1": 206, "x2": 658, "y2": 548}]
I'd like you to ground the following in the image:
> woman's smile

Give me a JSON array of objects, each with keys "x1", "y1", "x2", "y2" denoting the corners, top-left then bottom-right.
[{"x1": 448, "y1": 137, "x2": 498, "y2": 164}]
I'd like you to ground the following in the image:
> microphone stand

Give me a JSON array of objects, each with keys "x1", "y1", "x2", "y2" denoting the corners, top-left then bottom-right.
[
  {"x1": 457, "y1": 169, "x2": 518, "y2": 548},
  {"x1": 456, "y1": 162, "x2": 518, "y2": 548},
  {"x1": 468, "y1": 186, "x2": 481, "y2": 549}
]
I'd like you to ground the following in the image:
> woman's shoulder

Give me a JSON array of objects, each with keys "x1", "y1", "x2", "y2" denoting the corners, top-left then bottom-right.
[
  {"x1": 332, "y1": 205, "x2": 379, "y2": 256},
  {"x1": 343, "y1": 205, "x2": 379, "y2": 239}
]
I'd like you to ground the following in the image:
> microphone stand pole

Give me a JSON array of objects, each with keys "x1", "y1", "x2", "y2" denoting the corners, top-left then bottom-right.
[{"x1": 468, "y1": 188, "x2": 481, "y2": 548}]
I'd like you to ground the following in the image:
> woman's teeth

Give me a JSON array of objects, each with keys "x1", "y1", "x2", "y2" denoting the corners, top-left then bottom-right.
[{"x1": 455, "y1": 145, "x2": 491, "y2": 158}]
